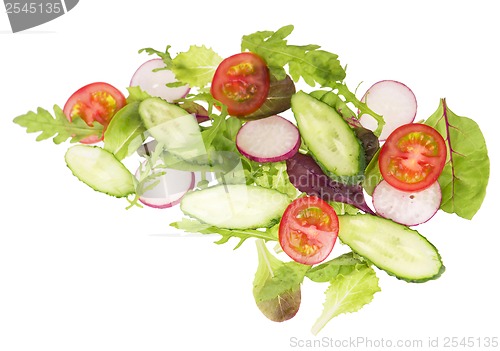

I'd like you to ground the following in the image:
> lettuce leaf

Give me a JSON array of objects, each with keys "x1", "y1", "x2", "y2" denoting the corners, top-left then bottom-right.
[
  {"x1": 306, "y1": 252, "x2": 363, "y2": 283},
  {"x1": 311, "y1": 263, "x2": 380, "y2": 335},
  {"x1": 139, "y1": 45, "x2": 222, "y2": 89},
  {"x1": 253, "y1": 240, "x2": 309, "y2": 322},
  {"x1": 103, "y1": 102, "x2": 147, "y2": 160},
  {"x1": 425, "y1": 99, "x2": 490, "y2": 219}
]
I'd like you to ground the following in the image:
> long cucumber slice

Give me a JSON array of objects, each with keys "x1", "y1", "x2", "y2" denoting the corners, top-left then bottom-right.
[
  {"x1": 65, "y1": 145, "x2": 136, "y2": 198},
  {"x1": 292, "y1": 91, "x2": 364, "y2": 182},
  {"x1": 139, "y1": 97, "x2": 206, "y2": 161},
  {"x1": 180, "y1": 185, "x2": 290, "y2": 229},
  {"x1": 338, "y1": 214, "x2": 444, "y2": 282}
]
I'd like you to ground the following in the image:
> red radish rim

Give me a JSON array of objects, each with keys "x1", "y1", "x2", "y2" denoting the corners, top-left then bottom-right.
[
  {"x1": 139, "y1": 172, "x2": 195, "y2": 209},
  {"x1": 236, "y1": 115, "x2": 300, "y2": 163},
  {"x1": 135, "y1": 163, "x2": 196, "y2": 209},
  {"x1": 130, "y1": 58, "x2": 190, "y2": 101}
]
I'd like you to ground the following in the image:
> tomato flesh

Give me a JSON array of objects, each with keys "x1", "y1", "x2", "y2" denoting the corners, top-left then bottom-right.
[
  {"x1": 63, "y1": 82, "x2": 126, "y2": 144},
  {"x1": 279, "y1": 196, "x2": 339, "y2": 265},
  {"x1": 379, "y1": 123, "x2": 447, "y2": 192},
  {"x1": 211, "y1": 52, "x2": 270, "y2": 117}
]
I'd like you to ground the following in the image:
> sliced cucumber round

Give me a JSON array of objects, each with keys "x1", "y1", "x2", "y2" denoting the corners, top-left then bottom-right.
[
  {"x1": 65, "y1": 145, "x2": 136, "y2": 198},
  {"x1": 139, "y1": 97, "x2": 206, "y2": 162},
  {"x1": 292, "y1": 91, "x2": 365, "y2": 183},
  {"x1": 180, "y1": 184, "x2": 290, "y2": 229},
  {"x1": 338, "y1": 214, "x2": 444, "y2": 282}
]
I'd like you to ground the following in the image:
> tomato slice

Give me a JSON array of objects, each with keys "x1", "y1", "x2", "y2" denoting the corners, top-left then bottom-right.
[
  {"x1": 63, "y1": 82, "x2": 126, "y2": 144},
  {"x1": 279, "y1": 196, "x2": 339, "y2": 265},
  {"x1": 210, "y1": 52, "x2": 270, "y2": 117},
  {"x1": 379, "y1": 123, "x2": 447, "y2": 192}
]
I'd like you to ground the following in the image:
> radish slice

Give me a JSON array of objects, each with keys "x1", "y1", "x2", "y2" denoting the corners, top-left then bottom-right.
[
  {"x1": 135, "y1": 164, "x2": 195, "y2": 209},
  {"x1": 130, "y1": 58, "x2": 190, "y2": 102},
  {"x1": 359, "y1": 80, "x2": 417, "y2": 140},
  {"x1": 236, "y1": 115, "x2": 300, "y2": 163},
  {"x1": 372, "y1": 180, "x2": 441, "y2": 226}
]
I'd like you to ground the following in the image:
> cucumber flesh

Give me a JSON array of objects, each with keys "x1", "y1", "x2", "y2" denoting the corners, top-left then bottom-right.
[
  {"x1": 338, "y1": 214, "x2": 444, "y2": 282},
  {"x1": 65, "y1": 145, "x2": 136, "y2": 198},
  {"x1": 292, "y1": 91, "x2": 364, "y2": 182},
  {"x1": 180, "y1": 184, "x2": 290, "y2": 229},
  {"x1": 139, "y1": 97, "x2": 206, "y2": 161}
]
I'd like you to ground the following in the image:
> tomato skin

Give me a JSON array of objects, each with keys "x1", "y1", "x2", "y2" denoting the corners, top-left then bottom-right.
[
  {"x1": 210, "y1": 52, "x2": 270, "y2": 117},
  {"x1": 279, "y1": 196, "x2": 339, "y2": 265},
  {"x1": 63, "y1": 82, "x2": 126, "y2": 144},
  {"x1": 379, "y1": 123, "x2": 447, "y2": 192}
]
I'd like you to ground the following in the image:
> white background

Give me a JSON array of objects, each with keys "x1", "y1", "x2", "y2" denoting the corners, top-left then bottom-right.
[{"x1": 1, "y1": 1, "x2": 499, "y2": 350}]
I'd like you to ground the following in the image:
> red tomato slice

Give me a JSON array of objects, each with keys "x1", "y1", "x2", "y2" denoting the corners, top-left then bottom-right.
[
  {"x1": 63, "y1": 82, "x2": 126, "y2": 144},
  {"x1": 379, "y1": 123, "x2": 447, "y2": 192},
  {"x1": 210, "y1": 52, "x2": 270, "y2": 117},
  {"x1": 279, "y1": 196, "x2": 339, "y2": 265}
]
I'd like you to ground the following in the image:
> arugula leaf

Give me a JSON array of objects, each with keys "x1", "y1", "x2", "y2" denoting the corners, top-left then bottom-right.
[
  {"x1": 138, "y1": 46, "x2": 174, "y2": 69},
  {"x1": 13, "y1": 105, "x2": 103, "y2": 144},
  {"x1": 241, "y1": 25, "x2": 344, "y2": 84},
  {"x1": 311, "y1": 263, "x2": 380, "y2": 335},
  {"x1": 241, "y1": 25, "x2": 384, "y2": 136},
  {"x1": 253, "y1": 240, "x2": 309, "y2": 322},
  {"x1": 103, "y1": 102, "x2": 147, "y2": 160},
  {"x1": 170, "y1": 218, "x2": 279, "y2": 249},
  {"x1": 425, "y1": 99, "x2": 490, "y2": 219}
]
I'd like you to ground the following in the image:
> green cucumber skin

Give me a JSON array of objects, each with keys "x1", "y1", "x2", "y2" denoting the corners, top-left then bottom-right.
[
  {"x1": 338, "y1": 214, "x2": 445, "y2": 283},
  {"x1": 292, "y1": 91, "x2": 365, "y2": 184},
  {"x1": 139, "y1": 97, "x2": 205, "y2": 162},
  {"x1": 180, "y1": 184, "x2": 290, "y2": 230},
  {"x1": 65, "y1": 145, "x2": 136, "y2": 198}
]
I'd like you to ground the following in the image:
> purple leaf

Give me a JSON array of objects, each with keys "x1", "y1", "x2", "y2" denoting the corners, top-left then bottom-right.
[{"x1": 286, "y1": 153, "x2": 374, "y2": 214}]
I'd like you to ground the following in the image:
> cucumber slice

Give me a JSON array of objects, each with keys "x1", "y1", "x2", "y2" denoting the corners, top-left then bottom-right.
[
  {"x1": 65, "y1": 145, "x2": 136, "y2": 198},
  {"x1": 292, "y1": 91, "x2": 365, "y2": 182},
  {"x1": 180, "y1": 184, "x2": 290, "y2": 229},
  {"x1": 139, "y1": 97, "x2": 206, "y2": 161},
  {"x1": 338, "y1": 214, "x2": 444, "y2": 282}
]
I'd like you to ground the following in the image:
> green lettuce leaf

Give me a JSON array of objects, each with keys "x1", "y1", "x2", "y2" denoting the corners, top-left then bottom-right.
[
  {"x1": 139, "y1": 45, "x2": 222, "y2": 89},
  {"x1": 425, "y1": 99, "x2": 489, "y2": 219},
  {"x1": 311, "y1": 263, "x2": 380, "y2": 335},
  {"x1": 306, "y1": 252, "x2": 363, "y2": 283},
  {"x1": 253, "y1": 240, "x2": 309, "y2": 322},
  {"x1": 126, "y1": 86, "x2": 153, "y2": 103},
  {"x1": 13, "y1": 105, "x2": 103, "y2": 144},
  {"x1": 171, "y1": 45, "x2": 223, "y2": 89},
  {"x1": 103, "y1": 102, "x2": 147, "y2": 160}
]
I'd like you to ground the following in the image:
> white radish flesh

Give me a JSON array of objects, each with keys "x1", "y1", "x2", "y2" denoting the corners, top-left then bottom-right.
[
  {"x1": 372, "y1": 180, "x2": 441, "y2": 226},
  {"x1": 236, "y1": 115, "x2": 300, "y2": 163},
  {"x1": 130, "y1": 59, "x2": 190, "y2": 102},
  {"x1": 136, "y1": 164, "x2": 195, "y2": 209},
  {"x1": 359, "y1": 80, "x2": 417, "y2": 140}
]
